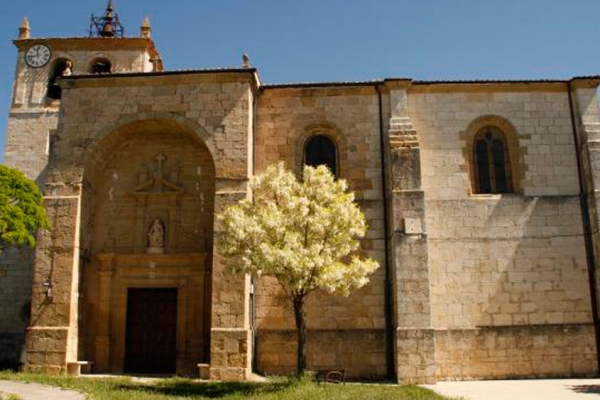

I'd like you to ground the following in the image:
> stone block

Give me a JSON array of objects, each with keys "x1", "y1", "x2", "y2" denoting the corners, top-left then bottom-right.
[{"x1": 198, "y1": 363, "x2": 210, "y2": 380}]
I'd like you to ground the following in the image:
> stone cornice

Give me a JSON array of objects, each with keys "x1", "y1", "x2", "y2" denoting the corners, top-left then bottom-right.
[
  {"x1": 409, "y1": 80, "x2": 592, "y2": 93},
  {"x1": 59, "y1": 68, "x2": 259, "y2": 91},
  {"x1": 383, "y1": 79, "x2": 412, "y2": 91},
  {"x1": 570, "y1": 76, "x2": 600, "y2": 89}
]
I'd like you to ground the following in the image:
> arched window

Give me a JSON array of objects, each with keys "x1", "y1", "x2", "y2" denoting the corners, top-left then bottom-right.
[
  {"x1": 90, "y1": 58, "x2": 112, "y2": 74},
  {"x1": 473, "y1": 126, "x2": 513, "y2": 194},
  {"x1": 304, "y1": 135, "x2": 338, "y2": 177},
  {"x1": 47, "y1": 58, "x2": 73, "y2": 100}
]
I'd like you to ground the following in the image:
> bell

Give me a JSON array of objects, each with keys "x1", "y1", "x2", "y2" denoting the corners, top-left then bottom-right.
[{"x1": 101, "y1": 21, "x2": 114, "y2": 37}]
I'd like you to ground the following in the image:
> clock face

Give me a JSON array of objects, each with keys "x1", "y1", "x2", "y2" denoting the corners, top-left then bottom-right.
[{"x1": 25, "y1": 44, "x2": 51, "y2": 68}]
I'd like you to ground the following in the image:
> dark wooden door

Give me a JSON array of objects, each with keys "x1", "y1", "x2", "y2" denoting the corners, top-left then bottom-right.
[{"x1": 125, "y1": 288, "x2": 178, "y2": 374}]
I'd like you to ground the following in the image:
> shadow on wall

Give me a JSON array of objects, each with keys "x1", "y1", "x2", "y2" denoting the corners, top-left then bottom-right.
[
  {"x1": 0, "y1": 247, "x2": 36, "y2": 370},
  {"x1": 431, "y1": 193, "x2": 597, "y2": 379},
  {"x1": 482, "y1": 195, "x2": 591, "y2": 328},
  {"x1": 430, "y1": 194, "x2": 590, "y2": 328}
]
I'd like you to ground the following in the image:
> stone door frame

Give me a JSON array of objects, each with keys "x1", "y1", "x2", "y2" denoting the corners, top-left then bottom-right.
[{"x1": 94, "y1": 252, "x2": 210, "y2": 375}]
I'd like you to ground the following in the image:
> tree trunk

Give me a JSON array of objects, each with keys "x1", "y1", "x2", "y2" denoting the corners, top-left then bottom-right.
[{"x1": 292, "y1": 296, "x2": 307, "y2": 375}]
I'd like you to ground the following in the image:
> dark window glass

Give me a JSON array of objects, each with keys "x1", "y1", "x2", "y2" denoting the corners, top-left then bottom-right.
[
  {"x1": 475, "y1": 139, "x2": 491, "y2": 193},
  {"x1": 492, "y1": 139, "x2": 508, "y2": 193},
  {"x1": 304, "y1": 135, "x2": 337, "y2": 177},
  {"x1": 473, "y1": 127, "x2": 513, "y2": 194}
]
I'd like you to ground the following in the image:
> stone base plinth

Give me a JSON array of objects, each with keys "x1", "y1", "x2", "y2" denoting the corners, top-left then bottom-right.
[
  {"x1": 198, "y1": 363, "x2": 210, "y2": 379},
  {"x1": 23, "y1": 327, "x2": 69, "y2": 375},
  {"x1": 209, "y1": 366, "x2": 246, "y2": 381},
  {"x1": 435, "y1": 324, "x2": 598, "y2": 380},
  {"x1": 256, "y1": 329, "x2": 387, "y2": 379},
  {"x1": 210, "y1": 328, "x2": 251, "y2": 381},
  {"x1": 396, "y1": 328, "x2": 436, "y2": 384},
  {"x1": 67, "y1": 361, "x2": 93, "y2": 376}
]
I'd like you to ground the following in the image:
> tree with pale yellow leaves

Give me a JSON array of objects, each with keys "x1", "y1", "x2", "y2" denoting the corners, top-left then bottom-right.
[{"x1": 217, "y1": 162, "x2": 379, "y2": 374}]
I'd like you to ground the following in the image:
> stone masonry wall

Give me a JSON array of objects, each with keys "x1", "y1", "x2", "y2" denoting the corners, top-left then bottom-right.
[
  {"x1": 24, "y1": 71, "x2": 256, "y2": 378},
  {"x1": 256, "y1": 330, "x2": 386, "y2": 379},
  {"x1": 386, "y1": 83, "x2": 436, "y2": 384},
  {"x1": 3, "y1": 112, "x2": 57, "y2": 184},
  {"x1": 436, "y1": 324, "x2": 596, "y2": 379},
  {"x1": 5, "y1": 41, "x2": 154, "y2": 182},
  {"x1": 410, "y1": 85, "x2": 597, "y2": 379},
  {"x1": 5, "y1": 55, "x2": 598, "y2": 380},
  {"x1": 0, "y1": 248, "x2": 34, "y2": 369},
  {"x1": 2, "y1": 40, "x2": 156, "y2": 370},
  {"x1": 10, "y1": 46, "x2": 153, "y2": 112},
  {"x1": 254, "y1": 86, "x2": 388, "y2": 378},
  {"x1": 571, "y1": 84, "x2": 600, "y2": 360}
]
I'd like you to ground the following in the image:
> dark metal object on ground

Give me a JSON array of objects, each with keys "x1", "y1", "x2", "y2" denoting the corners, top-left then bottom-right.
[{"x1": 315, "y1": 369, "x2": 346, "y2": 384}]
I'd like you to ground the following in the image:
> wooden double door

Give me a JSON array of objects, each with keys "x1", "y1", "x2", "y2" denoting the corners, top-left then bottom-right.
[{"x1": 125, "y1": 288, "x2": 178, "y2": 374}]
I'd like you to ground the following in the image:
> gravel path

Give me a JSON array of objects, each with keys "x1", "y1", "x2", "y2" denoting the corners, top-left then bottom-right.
[{"x1": 0, "y1": 380, "x2": 86, "y2": 400}]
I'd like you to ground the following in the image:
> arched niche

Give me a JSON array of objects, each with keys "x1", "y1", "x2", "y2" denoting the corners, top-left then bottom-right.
[
  {"x1": 79, "y1": 118, "x2": 216, "y2": 375},
  {"x1": 82, "y1": 118, "x2": 216, "y2": 255}
]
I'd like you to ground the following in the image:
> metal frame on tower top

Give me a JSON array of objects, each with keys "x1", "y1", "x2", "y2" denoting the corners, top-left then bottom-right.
[{"x1": 89, "y1": 0, "x2": 125, "y2": 38}]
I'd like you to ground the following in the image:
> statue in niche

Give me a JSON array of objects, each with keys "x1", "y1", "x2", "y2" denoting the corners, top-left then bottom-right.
[{"x1": 147, "y1": 218, "x2": 165, "y2": 254}]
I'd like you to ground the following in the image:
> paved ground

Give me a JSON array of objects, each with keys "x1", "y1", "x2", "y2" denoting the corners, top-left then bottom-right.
[
  {"x1": 3, "y1": 377, "x2": 600, "y2": 400},
  {"x1": 422, "y1": 379, "x2": 600, "y2": 400},
  {"x1": 0, "y1": 380, "x2": 86, "y2": 400}
]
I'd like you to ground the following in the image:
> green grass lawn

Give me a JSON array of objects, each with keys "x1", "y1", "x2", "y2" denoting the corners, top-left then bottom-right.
[
  {"x1": 0, "y1": 393, "x2": 23, "y2": 400},
  {"x1": 0, "y1": 371, "x2": 460, "y2": 400}
]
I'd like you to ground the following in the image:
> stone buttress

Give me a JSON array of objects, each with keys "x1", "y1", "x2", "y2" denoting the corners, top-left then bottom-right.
[{"x1": 385, "y1": 81, "x2": 436, "y2": 384}]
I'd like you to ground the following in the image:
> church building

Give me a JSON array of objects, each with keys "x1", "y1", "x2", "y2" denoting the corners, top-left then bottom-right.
[{"x1": 2, "y1": 2, "x2": 600, "y2": 383}]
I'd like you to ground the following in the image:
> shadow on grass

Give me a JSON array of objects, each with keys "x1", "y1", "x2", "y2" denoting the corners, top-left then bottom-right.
[{"x1": 114, "y1": 379, "x2": 295, "y2": 398}]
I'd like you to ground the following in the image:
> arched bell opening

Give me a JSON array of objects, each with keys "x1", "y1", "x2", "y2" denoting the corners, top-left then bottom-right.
[
  {"x1": 47, "y1": 58, "x2": 73, "y2": 100},
  {"x1": 89, "y1": 58, "x2": 112, "y2": 74}
]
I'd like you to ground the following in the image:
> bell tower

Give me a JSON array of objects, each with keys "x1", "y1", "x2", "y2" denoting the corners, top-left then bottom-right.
[
  {"x1": 0, "y1": 1, "x2": 163, "y2": 372},
  {"x1": 3, "y1": 0, "x2": 163, "y2": 183}
]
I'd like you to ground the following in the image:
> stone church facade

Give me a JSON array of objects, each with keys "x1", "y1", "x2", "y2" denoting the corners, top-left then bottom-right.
[{"x1": 2, "y1": 4, "x2": 600, "y2": 383}]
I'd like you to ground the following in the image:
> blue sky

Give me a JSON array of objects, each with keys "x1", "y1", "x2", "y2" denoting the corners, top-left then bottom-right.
[{"x1": 1, "y1": 0, "x2": 599, "y2": 160}]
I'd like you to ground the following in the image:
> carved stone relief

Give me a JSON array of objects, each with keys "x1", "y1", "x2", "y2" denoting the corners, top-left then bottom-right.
[{"x1": 92, "y1": 131, "x2": 215, "y2": 255}]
